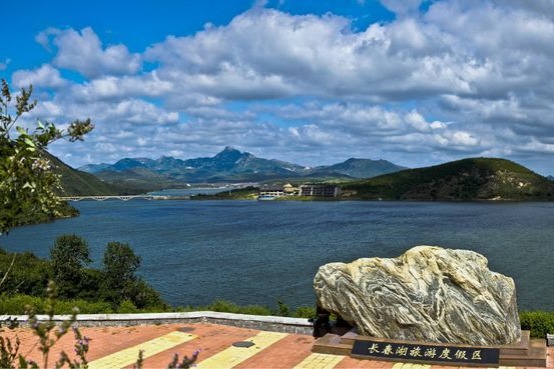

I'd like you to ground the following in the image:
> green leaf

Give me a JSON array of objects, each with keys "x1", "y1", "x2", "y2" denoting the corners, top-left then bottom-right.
[
  {"x1": 24, "y1": 137, "x2": 36, "y2": 147},
  {"x1": 19, "y1": 354, "x2": 30, "y2": 368}
]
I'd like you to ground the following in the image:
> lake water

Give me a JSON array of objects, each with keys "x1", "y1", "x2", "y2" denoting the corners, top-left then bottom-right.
[{"x1": 1, "y1": 195, "x2": 553, "y2": 311}]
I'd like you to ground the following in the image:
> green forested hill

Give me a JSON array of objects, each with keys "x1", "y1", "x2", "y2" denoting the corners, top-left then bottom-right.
[
  {"x1": 343, "y1": 158, "x2": 554, "y2": 200},
  {"x1": 46, "y1": 152, "x2": 133, "y2": 196},
  {"x1": 9, "y1": 152, "x2": 125, "y2": 228}
]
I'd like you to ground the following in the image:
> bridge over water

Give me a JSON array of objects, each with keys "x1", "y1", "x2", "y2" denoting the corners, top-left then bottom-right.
[{"x1": 58, "y1": 195, "x2": 181, "y2": 202}]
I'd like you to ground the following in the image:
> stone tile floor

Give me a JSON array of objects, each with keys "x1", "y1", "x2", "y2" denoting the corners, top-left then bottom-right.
[{"x1": 2, "y1": 323, "x2": 551, "y2": 369}]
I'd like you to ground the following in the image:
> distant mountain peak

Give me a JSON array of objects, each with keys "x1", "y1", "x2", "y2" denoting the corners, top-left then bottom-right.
[
  {"x1": 112, "y1": 158, "x2": 149, "y2": 171},
  {"x1": 215, "y1": 146, "x2": 243, "y2": 157},
  {"x1": 80, "y1": 147, "x2": 407, "y2": 186},
  {"x1": 213, "y1": 146, "x2": 249, "y2": 162}
]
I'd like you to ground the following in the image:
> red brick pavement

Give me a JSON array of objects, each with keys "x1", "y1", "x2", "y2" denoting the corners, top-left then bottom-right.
[{"x1": 1, "y1": 323, "x2": 552, "y2": 369}]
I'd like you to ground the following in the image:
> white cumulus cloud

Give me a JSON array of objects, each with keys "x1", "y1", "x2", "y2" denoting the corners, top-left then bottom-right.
[
  {"x1": 16, "y1": 0, "x2": 554, "y2": 174},
  {"x1": 37, "y1": 27, "x2": 141, "y2": 78},
  {"x1": 12, "y1": 64, "x2": 67, "y2": 89}
]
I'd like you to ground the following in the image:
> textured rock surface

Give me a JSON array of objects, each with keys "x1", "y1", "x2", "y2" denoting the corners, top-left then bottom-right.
[{"x1": 313, "y1": 246, "x2": 521, "y2": 345}]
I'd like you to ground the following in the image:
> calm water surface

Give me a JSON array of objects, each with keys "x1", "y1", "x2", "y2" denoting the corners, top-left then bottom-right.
[{"x1": 1, "y1": 197, "x2": 553, "y2": 311}]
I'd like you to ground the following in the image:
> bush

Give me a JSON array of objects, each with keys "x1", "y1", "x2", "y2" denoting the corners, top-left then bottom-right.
[
  {"x1": 0, "y1": 294, "x2": 115, "y2": 315},
  {"x1": 123, "y1": 279, "x2": 167, "y2": 310},
  {"x1": 176, "y1": 299, "x2": 273, "y2": 316},
  {"x1": 0, "y1": 294, "x2": 46, "y2": 314},
  {"x1": 118, "y1": 300, "x2": 140, "y2": 314},
  {"x1": 176, "y1": 299, "x2": 316, "y2": 318},
  {"x1": 0, "y1": 249, "x2": 51, "y2": 296},
  {"x1": 207, "y1": 299, "x2": 273, "y2": 316},
  {"x1": 54, "y1": 299, "x2": 114, "y2": 314},
  {"x1": 520, "y1": 311, "x2": 554, "y2": 338},
  {"x1": 292, "y1": 306, "x2": 316, "y2": 319},
  {"x1": 0, "y1": 282, "x2": 198, "y2": 369}
]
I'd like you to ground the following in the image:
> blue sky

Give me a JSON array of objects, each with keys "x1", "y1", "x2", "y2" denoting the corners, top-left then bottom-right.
[{"x1": 2, "y1": 0, "x2": 554, "y2": 175}]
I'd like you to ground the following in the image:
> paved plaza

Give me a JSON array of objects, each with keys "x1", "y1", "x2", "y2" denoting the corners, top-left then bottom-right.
[{"x1": 2, "y1": 322, "x2": 552, "y2": 369}]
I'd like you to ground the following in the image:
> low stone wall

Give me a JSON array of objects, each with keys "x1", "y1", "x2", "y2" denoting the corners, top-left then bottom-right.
[{"x1": 0, "y1": 311, "x2": 313, "y2": 335}]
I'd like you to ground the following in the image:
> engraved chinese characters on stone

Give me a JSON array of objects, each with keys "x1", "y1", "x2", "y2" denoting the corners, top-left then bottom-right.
[{"x1": 351, "y1": 340, "x2": 499, "y2": 365}]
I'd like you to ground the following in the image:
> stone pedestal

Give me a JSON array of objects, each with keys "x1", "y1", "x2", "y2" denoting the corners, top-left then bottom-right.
[
  {"x1": 312, "y1": 245, "x2": 546, "y2": 366},
  {"x1": 312, "y1": 330, "x2": 547, "y2": 367}
]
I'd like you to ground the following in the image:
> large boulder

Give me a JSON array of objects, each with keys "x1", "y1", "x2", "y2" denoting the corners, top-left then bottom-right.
[{"x1": 313, "y1": 246, "x2": 521, "y2": 345}]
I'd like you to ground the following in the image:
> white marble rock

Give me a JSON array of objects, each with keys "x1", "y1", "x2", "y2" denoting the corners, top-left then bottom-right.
[{"x1": 313, "y1": 246, "x2": 521, "y2": 345}]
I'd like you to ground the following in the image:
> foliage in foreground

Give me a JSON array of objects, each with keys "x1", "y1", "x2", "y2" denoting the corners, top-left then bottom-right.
[
  {"x1": 0, "y1": 282, "x2": 89, "y2": 369},
  {"x1": 0, "y1": 282, "x2": 198, "y2": 369},
  {"x1": 1, "y1": 79, "x2": 93, "y2": 234}
]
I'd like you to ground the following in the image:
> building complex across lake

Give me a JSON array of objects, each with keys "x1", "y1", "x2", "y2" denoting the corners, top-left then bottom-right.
[{"x1": 258, "y1": 184, "x2": 341, "y2": 199}]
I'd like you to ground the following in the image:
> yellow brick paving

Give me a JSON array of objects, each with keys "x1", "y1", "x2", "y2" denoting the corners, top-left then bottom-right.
[
  {"x1": 392, "y1": 363, "x2": 517, "y2": 369},
  {"x1": 391, "y1": 363, "x2": 517, "y2": 369},
  {"x1": 292, "y1": 353, "x2": 345, "y2": 369},
  {"x1": 392, "y1": 364, "x2": 431, "y2": 369},
  {"x1": 74, "y1": 324, "x2": 523, "y2": 369},
  {"x1": 195, "y1": 331, "x2": 288, "y2": 369},
  {"x1": 87, "y1": 331, "x2": 197, "y2": 369}
]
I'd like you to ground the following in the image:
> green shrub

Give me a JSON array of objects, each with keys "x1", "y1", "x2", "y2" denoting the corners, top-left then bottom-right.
[
  {"x1": 276, "y1": 300, "x2": 290, "y2": 316},
  {"x1": 292, "y1": 306, "x2": 316, "y2": 319},
  {"x1": 54, "y1": 299, "x2": 114, "y2": 314},
  {"x1": 0, "y1": 249, "x2": 51, "y2": 296},
  {"x1": 206, "y1": 299, "x2": 273, "y2": 316},
  {"x1": 0, "y1": 294, "x2": 46, "y2": 314},
  {"x1": 520, "y1": 311, "x2": 554, "y2": 338},
  {"x1": 175, "y1": 299, "x2": 315, "y2": 318},
  {"x1": 118, "y1": 300, "x2": 140, "y2": 314},
  {"x1": 0, "y1": 294, "x2": 120, "y2": 314}
]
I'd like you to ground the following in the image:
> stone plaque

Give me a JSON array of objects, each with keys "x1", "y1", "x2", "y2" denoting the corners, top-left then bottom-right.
[{"x1": 351, "y1": 339, "x2": 500, "y2": 366}]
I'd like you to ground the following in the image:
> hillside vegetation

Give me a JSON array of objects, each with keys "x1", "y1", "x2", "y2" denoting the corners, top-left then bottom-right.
[
  {"x1": 344, "y1": 158, "x2": 554, "y2": 200},
  {"x1": 9, "y1": 152, "x2": 127, "y2": 229},
  {"x1": 47, "y1": 152, "x2": 123, "y2": 196}
]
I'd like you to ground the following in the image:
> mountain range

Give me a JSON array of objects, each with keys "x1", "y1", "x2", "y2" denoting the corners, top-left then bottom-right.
[
  {"x1": 49, "y1": 147, "x2": 553, "y2": 201},
  {"x1": 79, "y1": 146, "x2": 407, "y2": 190},
  {"x1": 19, "y1": 150, "x2": 551, "y2": 230}
]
